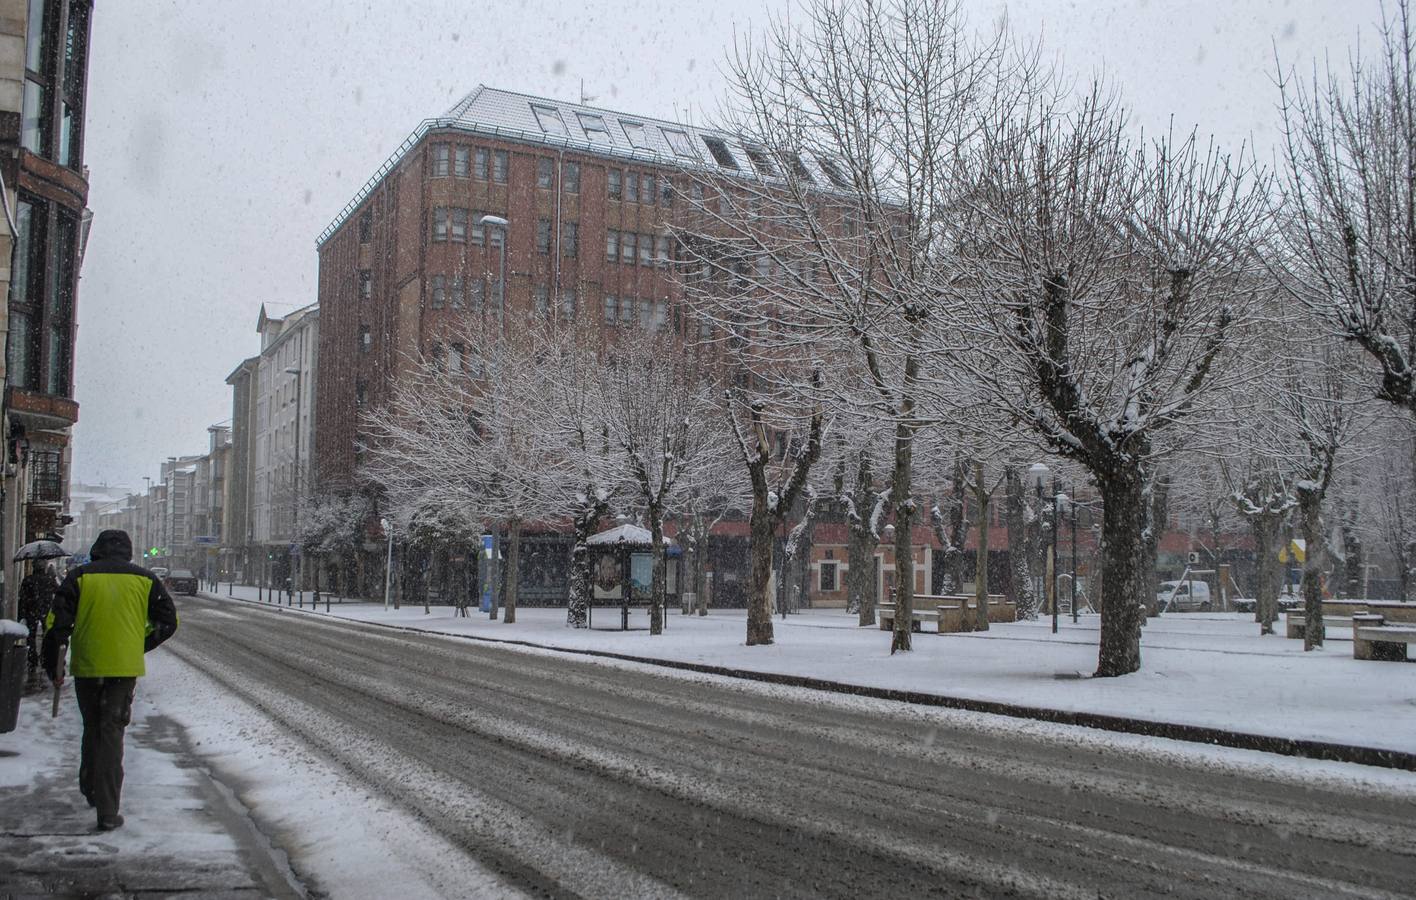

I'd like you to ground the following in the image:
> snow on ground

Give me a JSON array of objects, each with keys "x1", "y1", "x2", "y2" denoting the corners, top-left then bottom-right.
[
  {"x1": 140, "y1": 650, "x2": 525, "y2": 899},
  {"x1": 205, "y1": 585, "x2": 1416, "y2": 758}
]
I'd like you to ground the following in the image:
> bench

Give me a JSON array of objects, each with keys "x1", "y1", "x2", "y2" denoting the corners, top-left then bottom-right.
[
  {"x1": 922, "y1": 594, "x2": 1016, "y2": 632},
  {"x1": 1284, "y1": 613, "x2": 1356, "y2": 641},
  {"x1": 1352, "y1": 613, "x2": 1416, "y2": 662},
  {"x1": 878, "y1": 602, "x2": 941, "y2": 633}
]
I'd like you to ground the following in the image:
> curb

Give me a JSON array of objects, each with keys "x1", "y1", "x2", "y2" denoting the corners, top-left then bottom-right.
[{"x1": 200, "y1": 592, "x2": 1416, "y2": 773}]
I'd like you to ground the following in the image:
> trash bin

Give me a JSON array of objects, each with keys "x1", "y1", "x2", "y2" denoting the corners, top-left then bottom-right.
[{"x1": 0, "y1": 619, "x2": 28, "y2": 733}]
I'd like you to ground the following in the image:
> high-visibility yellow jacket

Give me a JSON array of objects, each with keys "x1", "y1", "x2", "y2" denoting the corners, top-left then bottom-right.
[{"x1": 45, "y1": 530, "x2": 178, "y2": 678}]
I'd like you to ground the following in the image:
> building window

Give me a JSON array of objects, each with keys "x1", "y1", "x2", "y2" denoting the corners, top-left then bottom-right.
[
  {"x1": 430, "y1": 275, "x2": 445, "y2": 309},
  {"x1": 662, "y1": 128, "x2": 695, "y2": 157},
  {"x1": 564, "y1": 162, "x2": 580, "y2": 194},
  {"x1": 6, "y1": 196, "x2": 44, "y2": 390},
  {"x1": 432, "y1": 206, "x2": 448, "y2": 242},
  {"x1": 536, "y1": 218, "x2": 552, "y2": 254},
  {"x1": 450, "y1": 275, "x2": 465, "y2": 309},
  {"x1": 820, "y1": 561, "x2": 838, "y2": 593},
  {"x1": 641, "y1": 174, "x2": 656, "y2": 206},
  {"x1": 620, "y1": 232, "x2": 635, "y2": 265},
  {"x1": 474, "y1": 147, "x2": 489, "y2": 179},
  {"x1": 470, "y1": 211, "x2": 485, "y2": 246},
  {"x1": 30, "y1": 447, "x2": 62, "y2": 503},
  {"x1": 531, "y1": 104, "x2": 568, "y2": 136},
  {"x1": 21, "y1": 0, "x2": 53, "y2": 158},
  {"x1": 432, "y1": 143, "x2": 450, "y2": 177},
  {"x1": 469, "y1": 278, "x2": 485, "y2": 310},
  {"x1": 608, "y1": 169, "x2": 621, "y2": 200},
  {"x1": 561, "y1": 221, "x2": 578, "y2": 258},
  {"x1": 639, "y1": 234, "x2": 653, "y2": 266},
  {"x1": 455, "y1": 146, "x2": 470, "y2": 177},
  {"x1": 743, "y1": 143, "x2": 778, "y2": 177},
  {"x1": 450, "y1": 207, "x2": 468, "y2": 242},
  {"x1": 355, "y1": 379, "x2": 367, "y2": 408},
  {"x1": 606, "y1": 229, "x2": 618, "y2": 261},
  {"x1": 359, "y1": 324, "x2": 371, "y2": 352},
  {"x1": 655, "y1": 236, "x2": 670, "y2": 266},
  {"x1": 492, "y1": 149, "x2": 509, "y2": 183},
  {"x1": 817, "y1": 155, "x2": 850, "y2": 188},
  {"x1": 577, "y1": 112, "x2": 611, "y2": 142},
  {"x1": 622, "y1": 120, "x2": 649, "y2": 149},
  {"x1": 625, "y1": 172, "x2": 638, "y2": 204},
  {"x1": 358, "y1": 209, "x2": 372, "y2": 242},
  {"x1": 561, "y1": 287, "x2": 576, "y2": 318},
  {"x1": 448, "y1": 342, "x2": 465, "y2": 373},
  {"x1": 660, "y1": 180, "x2": 674, "y2": 207},
  {"x1": 359, "y1": 270, "x2": 372, "y2": 300},
  {"x1": 537, "y1": 157, "x2": 554, "y2": 189},
  {"x1": 533, "y1": 285, "x2": 549, "y2": 317},
  {"x1": 60, "y1": 0, "x2": 88, "y2": 168},
  {"x1": 603, "y1": 293, "x2": 617, "y2": 325},
  {"x1": 703, "y1": 136, "x2": 740, "y2": 170}
]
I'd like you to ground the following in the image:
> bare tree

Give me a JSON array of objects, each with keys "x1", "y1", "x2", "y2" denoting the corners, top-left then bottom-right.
[
  {"x1": 1276, "y1": 0, "x2": 1416, "y2": 415},
  {"x1": 954, "y1": 84, "x2": 1269, "y2": 676}
]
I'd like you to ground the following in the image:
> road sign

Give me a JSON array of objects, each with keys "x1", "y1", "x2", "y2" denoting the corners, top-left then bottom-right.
[{"x1": 193, "y1": 536, "x2": 219, "y2": 546}]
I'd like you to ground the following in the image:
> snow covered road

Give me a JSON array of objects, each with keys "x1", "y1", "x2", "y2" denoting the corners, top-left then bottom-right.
[{"x1": 164, "y1": 594, "x2": 1416, "y2": 899}]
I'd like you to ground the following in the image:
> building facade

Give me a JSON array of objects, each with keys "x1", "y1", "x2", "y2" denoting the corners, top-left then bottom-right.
[
  {"x1": 0, "y1": 0, "x2": 92, "y2": 617},
  {"x1": 244, "y1": 304, "x2": 318, "y2": 581}
]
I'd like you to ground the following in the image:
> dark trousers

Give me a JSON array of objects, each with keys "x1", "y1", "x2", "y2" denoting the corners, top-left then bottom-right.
[
  {"x1": 74, "y1": 677, "x2": 137, "y2": 818},
  {"x1": 21, "y1": 615, "x2": 42, "y2": 671}
]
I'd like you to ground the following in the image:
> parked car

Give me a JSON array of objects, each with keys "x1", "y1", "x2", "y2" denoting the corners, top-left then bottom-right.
[
  {"x1": 164, "y1": 569, "x2": 198, "y2": 596},
  {"x1": 1157, "y1": 579, "x2": 1212, "y2": 611},
  {"x1": 150, "y1": 566, "x2": 170, "y2": 579}
]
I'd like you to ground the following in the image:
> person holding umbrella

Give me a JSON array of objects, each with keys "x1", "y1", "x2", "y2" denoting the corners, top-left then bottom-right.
[
  {"x1": 14, "y1": 538, "x2": 68, "y2": 675},
  {"x1": 41, "y1": 529, "x2": 178, "y2": 831},
  {"x1": 18, "y1": 561, "x2": 58, "y2": 674}
]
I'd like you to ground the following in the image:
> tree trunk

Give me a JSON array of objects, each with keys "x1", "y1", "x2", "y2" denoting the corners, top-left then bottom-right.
[
  {"x1": 849, "y1": 513, "x2": 877, "y2": 627},
  {"x1": 1297, "y1": 489, "x2": 1327, "y2": 649},
  {"x1": 649, "y1": 509, "x2": 665, "y2": 635},
  {"x1": 566, "y1": 501, "x2": 598, "y2": 628},
  {"x1": 1004, "y1": 467, "x2": 1037, "y2": 619},
  {"x1": 503, "y1": 520, "x2": 522, "y2": 624},
  {"x1": 1252, "y1": 514, "x2": 1282, "y2": 634},
  {"x1": 746, "y1": 498, "x2": 775, "y2": 645},
  {"x1": 889, "y1": 414, "x2": 917, "y2": 655},
  {"x1": 973, "y1": 487, "x2": 991, "y2": 633},
  {"x1": 693, "y1": 515, "x2": 710, "y2": 616},
  {"x1": 1096, "y1": 468, "x2": 1147, "y2": 677}
]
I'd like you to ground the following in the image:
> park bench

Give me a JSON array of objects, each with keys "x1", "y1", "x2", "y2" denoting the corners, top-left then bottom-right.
[
  {"x1": 1352, "y1": 613, "x2": 1416, "y2": 662},
  {"x1": 877, "y1": 601, "x2": 940, "y2": 632},
  {"x1": 1284, "y1": 613, "x2": 1357, "y2": 641},
  {"x1": 920, "y1": 594, "x2": 1016, "y2": 633}
]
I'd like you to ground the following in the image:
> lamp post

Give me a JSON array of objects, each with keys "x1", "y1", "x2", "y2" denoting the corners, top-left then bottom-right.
[
  {"x1": 381, "y1": 517, "x2": 393, "y2": 611},
  {"x1": 284, "y1": 364, "x2": 303, "y2": 608},
  {"x1": 142, "y1": 476, "x2": 151, "y2": 565},
  {"x1": 1051, "y1": 481, "x2": 1062, "y2": 634},
  {"x1": 478, "y1": 214, "x2": 509, "y2": 324}
]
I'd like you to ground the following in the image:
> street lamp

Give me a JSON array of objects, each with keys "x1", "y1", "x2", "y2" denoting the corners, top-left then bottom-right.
[
  {"x1": 285, "y1": 364, "x2": 303, "y2": 608},
  {"x1": 478, "y1": 214, "x2": 509, "y2": 323},
  {"x1": 142, "y1": 476, "x2": 151, "y2": 565}
]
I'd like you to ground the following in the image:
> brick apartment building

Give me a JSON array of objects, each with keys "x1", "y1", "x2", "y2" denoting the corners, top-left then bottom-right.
[{"x1": 314, "y1": 85, "x2": 816, "y2": 493}]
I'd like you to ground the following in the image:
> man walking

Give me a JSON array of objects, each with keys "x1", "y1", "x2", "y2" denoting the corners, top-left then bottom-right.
[{"x1": 42, "y1": 529, "x2": 178, "y2": 831}]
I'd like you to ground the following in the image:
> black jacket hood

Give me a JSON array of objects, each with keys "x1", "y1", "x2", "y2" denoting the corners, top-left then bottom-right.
[{"x1": 90, "y1": 529, "x2": 134, "y2": 562}]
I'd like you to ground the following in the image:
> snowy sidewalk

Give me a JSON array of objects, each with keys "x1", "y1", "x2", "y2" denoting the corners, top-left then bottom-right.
[
  {"x1": 0, "y1": 675, "x2": 303, "y2": 897},
  {"x1": 207, "y1": 585, "x2": 1416, "y2": 760}
]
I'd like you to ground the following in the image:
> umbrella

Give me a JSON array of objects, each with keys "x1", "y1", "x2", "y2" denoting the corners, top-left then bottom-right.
[{"x1": 14, "y1": 539, "x2": 69, "y2": 562}]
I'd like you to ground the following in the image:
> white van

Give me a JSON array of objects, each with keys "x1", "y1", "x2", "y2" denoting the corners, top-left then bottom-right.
[{"x1": 1157, "y1": 579, "x2": 1212, "y2": 612}]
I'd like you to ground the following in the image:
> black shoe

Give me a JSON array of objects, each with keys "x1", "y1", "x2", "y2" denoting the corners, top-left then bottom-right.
[{"x1": 96, "y1": 814, "x2": 124, "y2": 831}]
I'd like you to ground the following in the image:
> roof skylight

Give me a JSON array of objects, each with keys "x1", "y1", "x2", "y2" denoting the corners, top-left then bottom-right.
[
  {"x1": 577, "y1": 112, "x2": 611, "y2": 143},
  {"x1": 531, "y1": 104, "x2": 568, "y2": 136},
  {"x1": 621, "y1": 121, "x2": 650, "y2": 149},
  {"x1": 703, "y1": 136, "x2": 740, "y2": 170},
  {"x1": 662, "y1": 128, "x2": 696, "y2": 158},
  {"x1": 743, "y1": 143, "x2": 779, "y2": 177}
]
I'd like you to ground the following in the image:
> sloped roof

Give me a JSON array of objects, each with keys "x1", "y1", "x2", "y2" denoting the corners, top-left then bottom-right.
[{"x1": 317, "y1": 85, "x2": 847, "y2": 248}]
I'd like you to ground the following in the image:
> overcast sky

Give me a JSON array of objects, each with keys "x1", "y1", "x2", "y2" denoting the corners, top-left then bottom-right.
[{"x1": 70, "y1": 0, "x2": 1380, "y2": 490}]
